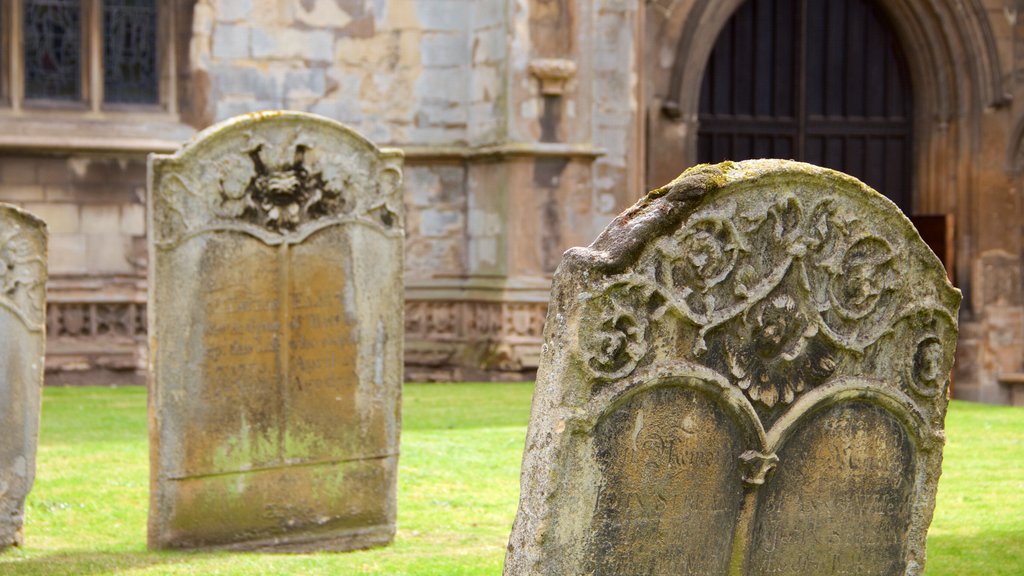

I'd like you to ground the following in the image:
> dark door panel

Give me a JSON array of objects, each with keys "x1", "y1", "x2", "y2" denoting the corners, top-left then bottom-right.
[{"x1": 698, "y1": 0, "x2": 913, "y2": 212}]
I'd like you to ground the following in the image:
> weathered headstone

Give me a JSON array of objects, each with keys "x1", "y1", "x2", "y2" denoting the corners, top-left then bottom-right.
[
  {"x1": 505, "y1": 160, "x2": 960, "y2": 576},
  {"x1": 147, "y1": 111, "x2": 404, "y2": 551},
  {"x1": 0, "y1": 205, "x2": 46, "y2": 551}
]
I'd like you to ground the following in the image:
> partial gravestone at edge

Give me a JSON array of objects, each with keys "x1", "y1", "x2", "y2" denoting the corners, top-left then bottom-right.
[
  {"x1": 147, "y1": 111, "x2": 404, "y2": 551},
  {"x1": 0, "y1": 204, "x2": 47, "y2": 551},
  {"x1": 504, "y1": 160, "x2": 960, "y2": 576}
]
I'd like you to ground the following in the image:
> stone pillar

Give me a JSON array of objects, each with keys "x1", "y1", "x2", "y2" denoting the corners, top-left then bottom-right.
[{"x1": 405, "y1": 0, "x2": 643, "y2": 378}]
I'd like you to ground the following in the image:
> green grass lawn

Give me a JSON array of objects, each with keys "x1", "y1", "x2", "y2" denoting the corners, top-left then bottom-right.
[{"x1": 0, "y1": 385, "x2": 1021, "y2": 575}]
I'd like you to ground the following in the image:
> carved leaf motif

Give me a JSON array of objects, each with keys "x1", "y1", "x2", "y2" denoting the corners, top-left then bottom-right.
[
  {"x1": 576, "y1": 192, "x2": 946, "y2": 410},
  {"x1": 717, "y1": 291, "x2": 838, "y2": 408},
  {"x1": 0, "y1": 226, "x2": 45, "y2": 325},
  {"x1": 579, "y1": 283, "x2": 655, "y2": 380}
]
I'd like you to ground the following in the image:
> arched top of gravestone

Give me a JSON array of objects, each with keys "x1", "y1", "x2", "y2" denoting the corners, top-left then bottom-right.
[
  {"x1": 506, "y1": 160, "x2": 962, "y2": 576},
  {"x1": 547, "y1": 159, "x2": 960, "y2": 432},
  {"x1": 149, "y1": 111, "x2": 404, "y2": 247},
  {"x1": 0, "y1": 204, "x2": 47, "y2": 330}
]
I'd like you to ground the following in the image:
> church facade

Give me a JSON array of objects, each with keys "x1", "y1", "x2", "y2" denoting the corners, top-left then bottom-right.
[{"x1": 0, "y1": 0, "x2": 1021, "y2": 404}]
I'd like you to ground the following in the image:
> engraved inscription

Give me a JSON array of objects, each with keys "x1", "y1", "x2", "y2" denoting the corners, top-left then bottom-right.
[
  {"x1": 749, "y1": 402, "x2": 914, "y2": 576},
  {"x1": 284, "y1": 232, "x2": 363, "y2": 459},
  {"x1": 585, "y1": 385, "x2": 745, "y2": 576},
  {"x1": 191, "y1": 238, "x2": 281, "y2": 473}
]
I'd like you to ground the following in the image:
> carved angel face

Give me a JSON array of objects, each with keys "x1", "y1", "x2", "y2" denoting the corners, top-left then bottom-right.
[
  {"x1": 253, "y1": 170, "x2": 304, "y2": 226},
  {"x1": 913, "y1": 338, "x2": 944, "y2": 388},
  {"x1": 833, "y1": 237, "x2": 895, "y2": 317},
  {"x1": 759, "y1": 295, "x2": 806, "y2": 357},
  {"x1": 726, "y1": 293, "x2": 836, "y2": 408}
]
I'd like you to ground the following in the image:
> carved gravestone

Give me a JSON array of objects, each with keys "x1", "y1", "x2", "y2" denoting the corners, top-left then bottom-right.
[
  {"x1": 505, "y1": 160, "x2": 960, "y2": 576},
  {"x1": 0, "y1": 205, "x2": 46, "y2": 551},
  {"x1": 148, "y1": 112, "x2": 404, "y2": 551}
]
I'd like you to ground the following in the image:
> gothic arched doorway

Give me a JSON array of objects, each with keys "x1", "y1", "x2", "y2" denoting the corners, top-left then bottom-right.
[{"x1": 697, "y1": 0, "x2": 913, "y2": 211}]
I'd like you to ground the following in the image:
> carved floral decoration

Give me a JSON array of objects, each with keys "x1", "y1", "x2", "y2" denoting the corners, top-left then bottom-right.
[
  {"x1": 217, "y1": 144, "x2": 348, "y2": 232},
  {"x1": 0, "y1": 227, "x2": 45, "y2": 324},
  {"x1": 720, "y1": 293, "x2": 838, "y2": 407},
  {"x1": 579, "y1": 283, "x2": 659, "y2": 380},
  {"x1": 578, "y1": 193, "x2": 945, "y2": 409}
]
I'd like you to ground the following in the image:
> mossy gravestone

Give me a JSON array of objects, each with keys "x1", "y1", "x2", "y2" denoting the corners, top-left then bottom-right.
[
  {"x1": 148, "y1": 112, "x2": 404, "y2": 551},
  {"x1": 505, "y1": 160, "x2": 960, "y2": 576},
  {"x1": 0, "y1": 204, "x2": 46, "y2": 551}
]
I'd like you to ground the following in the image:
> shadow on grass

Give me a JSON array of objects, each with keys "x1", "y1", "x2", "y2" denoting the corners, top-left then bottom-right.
[
  {"x1": 0, "y1": 550, "x2": 193, "y2": 576},
  {"x1": 926, "y1": 528, "x2": 1024, "y2": 576}
]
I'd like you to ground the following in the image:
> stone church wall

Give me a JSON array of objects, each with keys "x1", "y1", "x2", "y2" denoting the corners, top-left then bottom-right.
[
  {"x1": 5, "y1": 0, "x2": 1023, "y2": 403},
  {"x1": 0, "y1": 0, "x2": 643, "y2": 383}
]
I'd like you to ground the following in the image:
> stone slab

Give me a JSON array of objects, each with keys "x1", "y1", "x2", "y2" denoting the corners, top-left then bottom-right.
[
  {"x1": 147, "y1": 111, "x2": 404, "y2": 551},
  {"x1": 504, "y1": 160, "x2": 961, "y2": 576},
  {"x1": 0, "y1": 204, "x2": 47, "y2": 551}
]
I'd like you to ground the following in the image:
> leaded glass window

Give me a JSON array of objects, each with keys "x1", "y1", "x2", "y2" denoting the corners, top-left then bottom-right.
[
  {"x1": 103, "y1": 0, "x2": 158, "y2": 104},
  {"x1": 23, "y1": 0, "x2": 82, "y2": 101}
]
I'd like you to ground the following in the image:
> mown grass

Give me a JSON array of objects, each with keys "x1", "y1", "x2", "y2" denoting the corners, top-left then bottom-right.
[{"x1": 0, "y1": 385, "x2": 1020, "y2": 575}]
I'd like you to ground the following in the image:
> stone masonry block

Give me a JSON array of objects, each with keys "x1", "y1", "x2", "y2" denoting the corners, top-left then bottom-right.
[
  {"x1": 415, "y1": 0, "x2": 468, "y2": 31},
  {"x1": 216, "y1": 0, "x2": 252, "y2": 22},
  {"x1": 44, "y1": 186, "x2": 76, "y2": 203},
  {"x1": 0, "y1": 160, "x2": 37, "y2": 184},
  {"x1": 417, "y1": 104, "x2": 468, "y2": 128},
  {"x1": 251, "y1": 27, "x2": 333, "y2": 62},
  {"x1": 408, "y1": 126, "x2": 464, "y2": 144},
  {"x1": 81, "y1": 205, "x2": 122, "y2": 235},
  {"x1": 86, "y1": 234, "x2": 131, "y2": 274},
  {"x1": 214, "y1": 99, "x2": 279, "y2": 122},
  {"x1": 210, "y1": 64, "x2": 281, "y2": 100},
  {"x1": 309, "y1": 98, "x2": 362, "y2": 124},
  {"x1": 472, "y1": 27, "x2": 505, "y2": 65},
  {"x1": 121, "y1": 204, "x2": 146, "y2": 236},
  {"x1": 421, "y1": 33, "x2": 467, "y2": 67},
  {"x1": 420, "y1": 208, "x2": 463, "y2": 237},
  {"x1": 23, "y1": 203, "x2": 79, "y2": 235},
  {"x1": 472, "y1": 0, "x2": 505, "y2": 29},
  {"x1": 470, "y1": 66, "x2": 500, "y2": 101},
  {"x1": 307, "y1": 31, "x2": 335, "y2": 63},
  {"x1": 0, "y1": 185, "x2": 45, "y2": 202},
  {"x1": 284, "y1": 68, "x2": 327, "y2": 98},
  {"x1": 212, "y1": 24, "x2": 251, "y2": 60},
  {"x1": 48, "y1": 234, "x2": 88, "y2": 275},
  {"x1": 415, "y1": 68, "x2": 469, "y2": 102},
  {"x1": 34, "y1": 158, "x2": 72, "y2": 186}
]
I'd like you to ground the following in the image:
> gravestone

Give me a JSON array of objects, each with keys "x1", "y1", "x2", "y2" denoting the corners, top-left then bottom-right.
[
  {"x1": 147, "y1": 111, "x2": 404, "y2": 551},
  {"x1": 0, "y1": 205, "x2": 46, "y2": 551},
  {"x1": 505, "y1": 160, "x2": 960, "y2": 576}
]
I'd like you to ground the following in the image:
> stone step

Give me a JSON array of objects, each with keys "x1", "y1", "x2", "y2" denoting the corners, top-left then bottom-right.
[{"x1": 997, "y1": 372, "x2": 1024, "y2": 385}]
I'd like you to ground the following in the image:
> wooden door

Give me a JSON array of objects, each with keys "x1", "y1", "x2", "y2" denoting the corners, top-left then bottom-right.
[{"x1": 698, "y1": 0, "x2": 913, "y2": 211}]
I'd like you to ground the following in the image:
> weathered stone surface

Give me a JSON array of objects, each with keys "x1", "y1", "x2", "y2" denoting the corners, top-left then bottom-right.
[
  {"x1": 504, "y1": 160, "x2": 961, "y2": 576},
  {"x1": 0, "y1": 204, "x2": 47, "y2": 551},
  {"x1": 147, "y1": 111, "x2": 404, "y2": 551}
]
